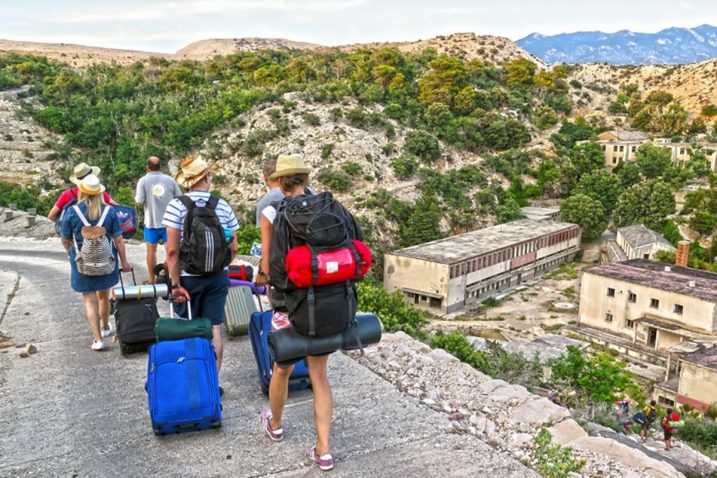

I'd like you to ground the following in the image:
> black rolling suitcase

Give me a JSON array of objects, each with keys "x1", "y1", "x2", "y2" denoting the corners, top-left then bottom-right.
[{"x1": 113, "y1": 270, "x2": 159, "y2": 355}]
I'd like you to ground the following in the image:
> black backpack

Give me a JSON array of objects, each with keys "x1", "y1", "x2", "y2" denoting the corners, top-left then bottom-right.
[
  {"x1": 178, "y1": 195, "x2": 231, "y2": 275},
  {"x1": 270, "y1": 191, "x2": 363, "y2": 337}
]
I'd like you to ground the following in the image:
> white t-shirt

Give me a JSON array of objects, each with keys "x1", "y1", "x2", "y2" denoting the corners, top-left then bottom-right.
[{"x1": 261, "y1": 204, "x2": 277, "y2": 224}]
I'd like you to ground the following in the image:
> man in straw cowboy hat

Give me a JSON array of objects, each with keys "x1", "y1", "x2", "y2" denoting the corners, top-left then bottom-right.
[
  {"x1": 162, "y1": 154, "x2": 238, "y2": 379},
  {"x1": 50, "y1": 163, "x2": 119, "y2": 340}
]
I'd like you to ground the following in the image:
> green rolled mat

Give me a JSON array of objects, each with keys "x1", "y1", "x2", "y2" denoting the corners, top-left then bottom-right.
[
  {"x1": 155, "y1": 317, "x2": 213, "y2": 342},
  {"x1": 668, "y1": 420, "x2": 685, "y2": 428}
]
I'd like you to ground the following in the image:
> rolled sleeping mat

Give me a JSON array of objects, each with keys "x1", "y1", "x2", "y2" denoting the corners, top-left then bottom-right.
[
  {"x1": 112, "y1": 283, "x2": 169, "y2": 301},
  {"x1": 268, "y1": 313, "x2": 382, "y2": 364},
  {"x1": 228, "y1": 278, "x2": 267, "y2": 295}
]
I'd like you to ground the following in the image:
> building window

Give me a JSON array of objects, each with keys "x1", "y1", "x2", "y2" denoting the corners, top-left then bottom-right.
[
  {"x1": 605, "y1": 312, "x2": 613, "y2": 323},
  {"x1": 619, "y1": 145, "x2": 624, "y2": 152},
  {"x1": 674, "y1": 304, "x2": 684, "y2": 315},
  {"x1": 631, "y1": 146, "x2": 636, "y2": 152},
  {"x1": 680, "y1": 148, "x2": 685, "y2": 155},
  {"x1": 607, "y1": 287, "x2": 615, "y2": 297},
  {"x1": 628, "y1": 292, "x2": 636, "y2": 303},
  {"x1": 625, "y1": 319, "x2": 635, "y2": 328},
  {"x1": 612, "y1": 158, "x2": 617, "y2": 164},
  {"x1": 650, "y1": 298, "x2": 660, "y2": 309},
  {"x1": 658, "y1": 396, "x2": 675, "y2": 407},
  {"x1": 601, "y1": 145, "x2": 606, "y2": 151},
  {"x1": 613, "y1": 145, "x2": 618, "y2": 152}
]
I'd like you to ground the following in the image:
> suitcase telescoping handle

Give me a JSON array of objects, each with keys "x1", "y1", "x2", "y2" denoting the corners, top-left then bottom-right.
[
  {"x1": 119, "y1": 268, "x2": 138, "y2": 287},
  {"x1": 169, "y1": 299, "x2": 193, "y2": 321}
]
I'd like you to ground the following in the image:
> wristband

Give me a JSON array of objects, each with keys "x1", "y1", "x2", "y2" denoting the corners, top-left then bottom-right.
[{"x1": 171, "y1": 283, "x2": 180, "y2": 290}]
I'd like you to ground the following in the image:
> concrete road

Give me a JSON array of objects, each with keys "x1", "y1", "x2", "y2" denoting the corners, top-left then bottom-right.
[{"x1": 0, "y1": 239, "x2": 537, "y2": 478}]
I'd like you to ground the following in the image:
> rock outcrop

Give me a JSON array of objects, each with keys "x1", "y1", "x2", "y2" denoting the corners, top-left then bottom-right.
[{"x1": 353, "y1": 332, "x2": 684, "y2": 478}]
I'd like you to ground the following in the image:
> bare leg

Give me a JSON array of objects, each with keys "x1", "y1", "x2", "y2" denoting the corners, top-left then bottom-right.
[
  {"x1": 269, "y1": 363, "x2": 295, "y2": 430},
  {"x1": 83, "y1": 292, "x2": 101, "y2": 341},
  {"x1": 212, "y1": 324, "x2": 224, "y2": 372},
  {"x1": 146, "y1": 242, "x2": 158, "y2": 283},
  {"x1": 97, "y1": 289, "x2": 110, "y2": 332},
  {"x1": 306, "y1": 354, "x2": 332, "y2": 456}
]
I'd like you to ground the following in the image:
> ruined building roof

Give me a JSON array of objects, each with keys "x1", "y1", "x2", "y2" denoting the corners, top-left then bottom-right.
[
  {"x1": 388, "y1": 219, "x2": 579, "y2": 265},
  {"x1": 585, "y1": 259, "x2": 717, "y2": 303},
  {"x1": 618, "y1": 224, "x2": 675, "y2": 250}
]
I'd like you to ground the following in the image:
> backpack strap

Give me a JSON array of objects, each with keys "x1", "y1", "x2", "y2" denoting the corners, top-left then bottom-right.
[
  {"x1": 73, "y1": 205, "x2": 90, "y2": 227},
  {"x1": 307, "y1": 286, "x2": 316, "y2": 337},
  {"x1": 206, "y1": 195, "x2": 219, "y2": 210},
  {"x1": 97, "y1": 206, "x2": 110, "y2": 228},
  {"x1": 178, "y1": 195, "x2": 196, "y2": 240}
]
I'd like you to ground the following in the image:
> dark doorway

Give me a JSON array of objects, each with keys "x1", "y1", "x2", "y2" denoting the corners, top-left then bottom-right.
[{"x1": 648, "y1": 327, "x2": 658, "y2": 348}]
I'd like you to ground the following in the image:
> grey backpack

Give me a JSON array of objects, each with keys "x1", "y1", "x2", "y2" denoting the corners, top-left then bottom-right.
[{"x1": 73, "y1": 206, "x2": 115, "y2": 276}]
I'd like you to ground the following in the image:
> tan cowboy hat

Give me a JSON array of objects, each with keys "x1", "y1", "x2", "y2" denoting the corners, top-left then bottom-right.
[
  {"x1": 175, "y1": 154, "x2": 211, "y2": 189},
  {"x1": 269, "y1": 154, "x2": 311, "y2": 180},
  {"x1": 77, "y1": 174, "x2": 105, "y2": 196},
  {"x1": 69, "y1": 162, "x2": 101, "y2": 185}
]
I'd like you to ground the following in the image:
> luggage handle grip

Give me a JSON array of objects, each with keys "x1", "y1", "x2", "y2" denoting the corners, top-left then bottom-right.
[
  {"x1": 118, "y1": 268, "x2": 137, "y2": 287},
  {"x1": 169, "y1": 299, "x2": 193, "y2": 320}
]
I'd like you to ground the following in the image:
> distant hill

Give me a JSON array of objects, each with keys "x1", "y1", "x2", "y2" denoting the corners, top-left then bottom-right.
[{"x1": 518, "y1": 25, "x2": 717, "y2": 65}]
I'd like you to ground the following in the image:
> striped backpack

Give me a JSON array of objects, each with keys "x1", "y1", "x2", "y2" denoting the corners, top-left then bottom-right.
[{"x1": 73, "y1": 205, "x2": 115, "y2": 276}]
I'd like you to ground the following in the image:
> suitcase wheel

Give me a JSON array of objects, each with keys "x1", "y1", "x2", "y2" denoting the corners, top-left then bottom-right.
[{"x1": 211, "y1": 421, "x2": 222, "y2": 429}]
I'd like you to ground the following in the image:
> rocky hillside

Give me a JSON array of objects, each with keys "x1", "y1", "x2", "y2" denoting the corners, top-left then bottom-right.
[
  {"x1": 569, "y1": 58, "x2": 717, "y2": 117},
  {"x1": 0, "y1": 88, "x2": 64, "y2": 186},
  {"x1": 0, "y1": 39, "x2": 170, "y2": 67},
  {"x1": 175, "y1": 38, "x2": 324, "y2": 60},
  {"x1": 519, "y1": 25, "x2": 717, "y2": 65}
]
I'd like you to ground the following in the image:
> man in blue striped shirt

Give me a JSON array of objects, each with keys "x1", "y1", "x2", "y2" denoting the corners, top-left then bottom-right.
[{"x1": 162, "y1": 155, "x2": 238, "y2": 376}]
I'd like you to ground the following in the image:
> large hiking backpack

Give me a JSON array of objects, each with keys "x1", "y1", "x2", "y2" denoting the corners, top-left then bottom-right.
[
  {"x1": 269, "y1": 191, "x2": 367, "y2": 337},
  {"x1": 178, "y1": 195, "x2": 231, "y2": 275},
  {"x1": 54, "y1": 189, "x2": 78, "y2": 236},
  {"x1": 72, "y1": 205, "x2": 115, "y2": 276}
]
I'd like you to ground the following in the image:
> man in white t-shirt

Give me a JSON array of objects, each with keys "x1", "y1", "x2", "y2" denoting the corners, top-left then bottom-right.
[
  {"x1": 135, "y1": 156, "x2": 182, "y2": 283},
  {"x1": 163, "y1": 155, "x2": 238, "y2": 378}
]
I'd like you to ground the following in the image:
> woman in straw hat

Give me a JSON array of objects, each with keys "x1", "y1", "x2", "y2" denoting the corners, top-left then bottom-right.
[
  {"x1": 60, "y1": 174, "x2": 131, "y2": 351},
  {"x1": 256, "y1": 154, "x2": 336, "y2": 471}
]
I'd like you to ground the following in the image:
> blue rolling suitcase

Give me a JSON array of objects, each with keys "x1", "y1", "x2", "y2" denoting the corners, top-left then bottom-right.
[
  {"x1": 146, "y1": 337, "x2": 222, "y2": 435},
  {"x1": 249, "y1": 310, "x2": 311, "y2": 395}
]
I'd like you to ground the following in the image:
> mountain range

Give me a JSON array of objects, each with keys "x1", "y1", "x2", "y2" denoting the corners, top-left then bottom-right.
[{"x1": 518, "y1": 25, "x2": 717, "y2": 65}]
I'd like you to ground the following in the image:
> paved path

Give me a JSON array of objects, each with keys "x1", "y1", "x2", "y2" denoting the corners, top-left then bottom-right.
[{"x1": 0, "y1": 239, "x2": 537, "y2": 478}]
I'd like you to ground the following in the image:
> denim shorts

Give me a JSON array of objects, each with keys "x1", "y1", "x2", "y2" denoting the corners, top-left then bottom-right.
[
  {"x1": 144, "y1": 227, "x2": 167, "y2": 244},
  {"x1": 173, "y1": 270, "x2": 228, "y2": 326}
]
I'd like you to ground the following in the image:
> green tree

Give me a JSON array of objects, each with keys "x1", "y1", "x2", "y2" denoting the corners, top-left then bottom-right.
[
  {"x1": 690, "y1": 211, "x2": 717, "y2": 237},
  {"x1": 613, "y1": 161, "x2": 642, "y2": 189},
  {"x1": 569, "y1": 142, "x2": 605, "y2": 178},
  {"x1": 560, "y1": 194, "x2": 607, "y2": 241},
  {"x1": 504, "y1": 57, "x2": 536, "y2": 88},
  {"x1": 418, "y1": 55, "x2": 469, "y2": 107},
  {"x1": 424, "y1": 102, "x2": 452, "y2": 129},
  {"x1": 399, "y1": 191, "x2": 443, "y2": 247},
  {"x1": 573, "y1": 170, "x2": 623, "y2": 213},
  {"x1": 550, "y1": 345, "x2": 641, "y2": 410},
  {"x1": 614, "y1": 180, "x2": 676, "y2": 230},
  {"x1": 635, "y1": 144, "x2": 673, "y2": 179},
  {"x1": 235, "y1": 223, "x2": 261, "y2": 255}
]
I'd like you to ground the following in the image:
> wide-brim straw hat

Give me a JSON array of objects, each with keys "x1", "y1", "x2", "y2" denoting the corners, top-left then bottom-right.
[
  {"x1": 269, "y1": 154, "x2": 311, "y2": 180},
  {"x1": 69, "y1": 162, "x2": 101, "y2": 185},
  {"x1": 175, "y1": 154, "x2": 211, "y2": 189},
  {"x1": 77, "y1": 174, "x2": 105, "y2": 196}
]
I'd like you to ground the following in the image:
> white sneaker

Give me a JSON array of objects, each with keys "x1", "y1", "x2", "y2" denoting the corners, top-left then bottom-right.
[
  {"x1": 101, "y1": 323, "x2": 114, "y2": 338},
  {"x1": 91, "y1": 340, "x2": 105, "y2": 351}
]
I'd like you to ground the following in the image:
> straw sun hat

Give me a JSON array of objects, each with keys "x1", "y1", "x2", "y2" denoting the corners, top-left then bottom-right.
[
  {"x1": 69, "y1": 162, "x2": 101, "y2": 185},
  {"x1": 77, "y1": 174, "x2": 105, "y2": 196},
  {"x1": 269, "y1": 154, "x2": 311, "y2": 180}
]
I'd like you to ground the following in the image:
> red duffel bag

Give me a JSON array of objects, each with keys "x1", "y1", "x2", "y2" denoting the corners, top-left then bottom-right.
[{"x1": 285, "y1": 240, "x2": 372, "y2": 287}]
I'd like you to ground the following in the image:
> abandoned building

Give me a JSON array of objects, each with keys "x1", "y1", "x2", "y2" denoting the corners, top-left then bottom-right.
[
  {"x1": 520, "y1": 206, "x2": 561, "y2": 222},
  {"x1": 606, "y1": 224, "x2": 676, "y2": 262},
  {"x1": 655, "y1": 343, "x2": 717, "y2": 409},
  {"x1": 383, "y1": 219, "x2": 581, "y2": 313},
  {"x1": 570, "y1": 258, "x2": 717, "y2": 409}
]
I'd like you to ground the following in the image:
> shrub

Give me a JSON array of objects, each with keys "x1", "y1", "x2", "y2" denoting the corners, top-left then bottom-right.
[
  {"x1": 302, "y1": 112, "x2": 321, "y2": 126},
  {"x1": 320, "y1": 143, "x2": 334, "y2": 160},
  {"x1": 531, "y1": 428, "x2": 585, "y2": 478},
  {"x1": 356, "y1": 281, "x2": 427, "y2": 337},
  {"x1": 390, "y1": 154, "x2": 419, "y2": 179},
  {"x1": 316, "y1": 168, "x2": 351, "y2": 191},
  {"x1": 404, "y1": 130, "x2": 441, "y2": 162},
  {"x1": 431, "y1": 332, "x2": 489, "y2": 371}
]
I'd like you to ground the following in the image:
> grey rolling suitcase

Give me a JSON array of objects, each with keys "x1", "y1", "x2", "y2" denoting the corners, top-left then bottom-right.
[{"x1": 224, "y1": 285, "x2": 259, "y2": 336}]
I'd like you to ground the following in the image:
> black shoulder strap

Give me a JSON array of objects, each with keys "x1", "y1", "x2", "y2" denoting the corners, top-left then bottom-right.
[
  {"x1": 178, "y1": 195, "x2": 195, "y2": 241},
  {"x1": 207, "y1": 195, "x2": 219, "y2": 210},
  {"x1": 178, "y1": 195, "x2": 194, "y2": 210}
]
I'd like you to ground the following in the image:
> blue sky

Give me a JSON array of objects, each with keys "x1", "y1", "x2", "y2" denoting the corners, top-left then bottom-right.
[{"x1": 2, "y1": 0, "x2": 716, "y2": 53}]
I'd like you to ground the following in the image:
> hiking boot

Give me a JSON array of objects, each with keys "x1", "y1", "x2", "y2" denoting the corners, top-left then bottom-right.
[
  {"x1": 308, "y1": 446, "x2": 334, "y2": 471},
  {"x1": 91, "y1": 340, "x2": 105, "y2": 351},
  {"x1": 260, "y1": 407, "x2": 283, "y2": 441},
  {"x1": 101, "y1": 323, "x2": 114, "y2": 338}
]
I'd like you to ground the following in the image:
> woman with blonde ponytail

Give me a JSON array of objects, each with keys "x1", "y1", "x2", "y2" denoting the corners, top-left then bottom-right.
[{"x1": 60, "y1": 174, "x2": 131, "y2": 351}]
